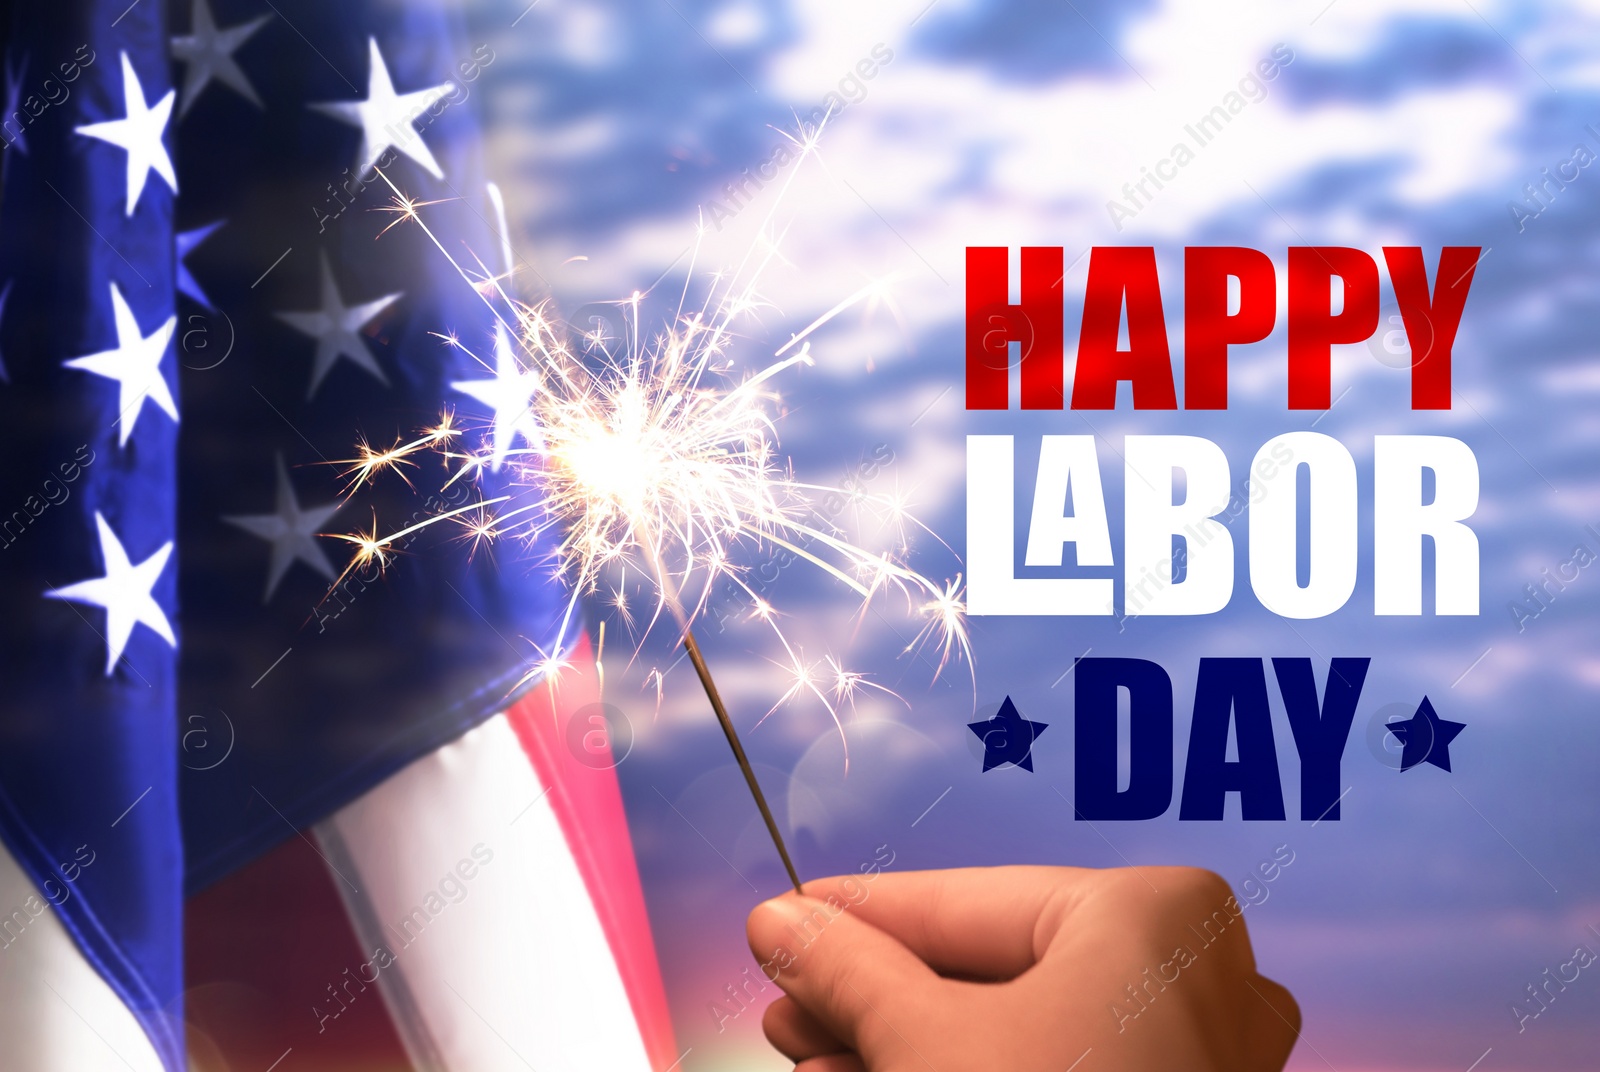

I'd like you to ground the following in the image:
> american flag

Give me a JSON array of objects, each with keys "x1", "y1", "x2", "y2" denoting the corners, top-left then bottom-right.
[{"x1": 0, "y1": 2, "x2": 675, "y2": 1068}]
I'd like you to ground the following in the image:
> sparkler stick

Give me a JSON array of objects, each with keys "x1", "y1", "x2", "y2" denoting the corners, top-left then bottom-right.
[{"x1": 682, "y1": 628, "x2": 803, "y2": 893}]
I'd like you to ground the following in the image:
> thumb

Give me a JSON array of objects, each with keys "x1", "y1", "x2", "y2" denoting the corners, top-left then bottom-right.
[{"x1": 747, "y1": 893, "x2": 945, "y2": 1062}]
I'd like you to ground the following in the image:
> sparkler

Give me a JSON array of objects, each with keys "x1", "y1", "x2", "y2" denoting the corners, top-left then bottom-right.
[{"x1": 326, "y1": 123, "x2": 968, "y2": 892}]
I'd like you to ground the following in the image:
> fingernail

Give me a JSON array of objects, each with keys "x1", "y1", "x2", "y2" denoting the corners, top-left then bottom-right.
[
  {"x1": 748, "y1": 896, "x2": 817, "y2": 975},
  {"x1": 751, "y1": 893, "x2": 811, "y2": 929}
]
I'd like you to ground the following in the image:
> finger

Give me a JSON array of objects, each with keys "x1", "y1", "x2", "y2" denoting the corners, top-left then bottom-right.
[
  {"x1": 796, "y1": 866, "x2": 1092, "y2": 979},
  {"x1": 795, "y1": 1055, "x2": 867, "y2": 1072},
  {"x1": 1241, "y1": 974, "x2": 1301, "y2": 1071},
  {"x1": 1021, "y1": 865, "x2": 1261, "y2": 994},
  {"x1": 763, "y1": 996, "x2": 849, "y2": 1062},
  {"x1": 747, "y1": 893, "x2": 946, "y2": 1061}
]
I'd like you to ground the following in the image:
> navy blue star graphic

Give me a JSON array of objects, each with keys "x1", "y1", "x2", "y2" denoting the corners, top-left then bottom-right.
[
  {"x1": 969, "y1": 696, "x2": 1048, "y2": 772},
  {"x1": 1387, "y1": 696, "x2": 1466, "y2": 772}
]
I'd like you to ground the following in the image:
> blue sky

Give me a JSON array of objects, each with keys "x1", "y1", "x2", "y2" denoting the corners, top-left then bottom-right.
[{"x1": 472, "y1": 1, "x2": 1600, "y2": 1066}]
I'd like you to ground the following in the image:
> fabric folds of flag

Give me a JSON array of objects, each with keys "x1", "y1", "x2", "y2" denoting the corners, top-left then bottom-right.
[
  {"x1": 0, "y1": 0, "x2": 678, "y2": 1068},
  {"x1": 0, "y1": 3, "x2": 184, "y2": 1069}
]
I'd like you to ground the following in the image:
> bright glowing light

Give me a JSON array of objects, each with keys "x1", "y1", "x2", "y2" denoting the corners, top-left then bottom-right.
[{"x1": 327, "y1": 139, "x2": 969, "y2": 746}]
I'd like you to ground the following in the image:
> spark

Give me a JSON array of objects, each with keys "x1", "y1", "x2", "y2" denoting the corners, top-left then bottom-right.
[
  {"x1": 326, "y1": 495, "x2": 511, "y2": 570},
  {"x1": 644, "y1": 666, "x2": 666, "y2": 719},
  {"x1": 454, "y1": 505, "x2": 501, "y2": 560},
  {"x1": 826, "y1": 655, "x2": 907, "y2": 713},
  {"x1": 326, "y1": 136, "x2": 969, "y2": 752},
  {"x1": 329, "y1": 414, "x2": 461, "y2": 494},
  {"x1": 607, "y1": 569, "x2": 637, "y2": 631},
  {"x1": 908, "y1": 575, "x2": 972, "y2": 685},
  {"x1": 514, "y1": 639, "x2": 577, "y2": 702},
  {"x1": 375, "y1": 191, "x2": 455, "y2": 239}
]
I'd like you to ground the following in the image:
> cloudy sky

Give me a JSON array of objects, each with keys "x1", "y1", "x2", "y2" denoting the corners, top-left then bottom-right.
[{"x1": 471, "y1": 0, "x2": 1600, "y2": 1067}]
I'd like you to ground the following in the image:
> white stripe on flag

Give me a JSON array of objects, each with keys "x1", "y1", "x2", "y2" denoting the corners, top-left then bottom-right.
[
  {"x1": 0, "y1": 840, "x2": 165, "y2": 1071},
  {"x1": 314, "y1": 710, "x2": 655, "y2": 1072}
]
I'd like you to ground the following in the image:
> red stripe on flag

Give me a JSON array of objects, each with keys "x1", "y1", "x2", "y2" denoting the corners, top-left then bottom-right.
[
  {"x1": 185, "y1": 832, "x2": 413, "y2": 1071},
  {"x1": 505, "y1": 634, "x2": 680, "y2": 1071}
]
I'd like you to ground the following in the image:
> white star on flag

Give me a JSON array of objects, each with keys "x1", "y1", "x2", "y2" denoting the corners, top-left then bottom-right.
[
  {"x1": 170, "y1": 0, "x2": 270, "y2": 116},
  {"x1": 223, "y1": 454, "x2": 342, "y2": 602},
  {"x1": 177, "y1": 220, "x2": 224, "y2": 308},
  {"x1": 64, "y1": 283, "x2": 178, "y2": 447},
  {"x1": 451, "y1": 321, "x2": 543, "y2": 471},
  {"x1": 275, "y1": 253, "x2": 402, "y2": 399},
  {"x1": 46, "y1": 512, "x2": 175, "y2": 676},
  {"x1": 76, "y1": 52, "x2": 176, "y2": 216},
  {"x1": 309, "y1": 37, "x2": 453, "y2": 179}
]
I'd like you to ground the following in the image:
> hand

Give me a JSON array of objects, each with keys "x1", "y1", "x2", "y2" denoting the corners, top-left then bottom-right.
[{"x1": 745, "y1": 865, "x2": 1300, "y2": 1072}]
